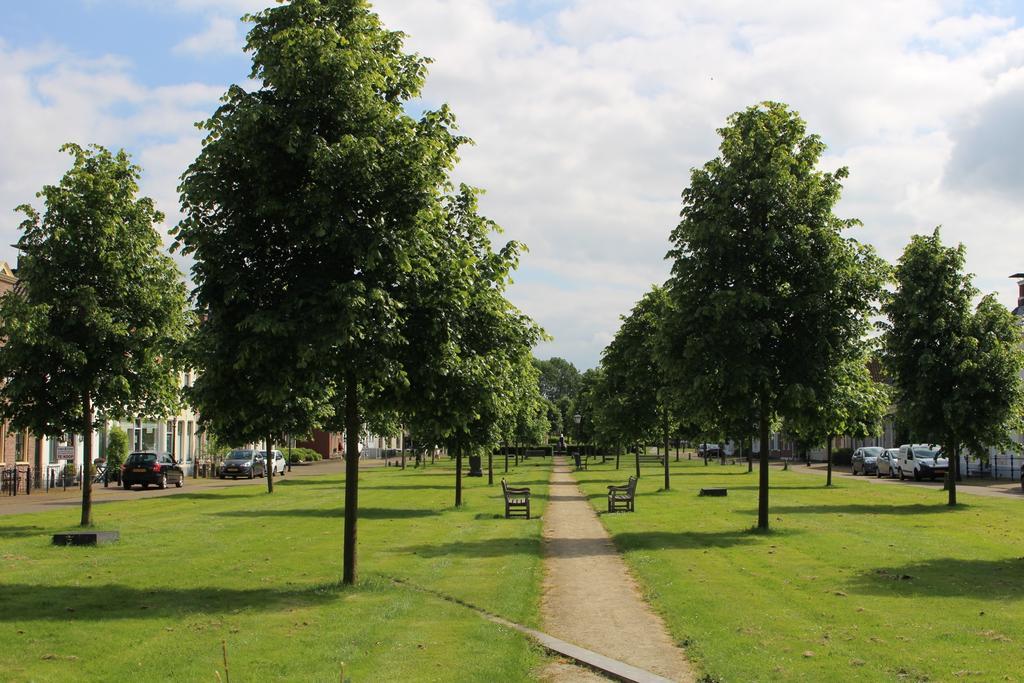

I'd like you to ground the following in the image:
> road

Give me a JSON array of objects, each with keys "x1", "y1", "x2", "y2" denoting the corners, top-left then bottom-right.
[
  {"x1": 0, "y1": 456, "x2": 392, "y2": 516},
  {"x1": 779, "y1": 462, "x2": 1023, "y2": 499}
]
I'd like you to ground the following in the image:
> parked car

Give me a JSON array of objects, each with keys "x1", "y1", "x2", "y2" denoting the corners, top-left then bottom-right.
[
  {"x1": 851, "y1": 447, "x2": 883, "y2": 475},
  {"x1": 121, "y1": 451, "x2": 184, "y2": 490},
  {"x1": 219, "y1": 449, "x2": 265, "y2": 479},
  {"x1": 267, "y1": 450, "x2": 287, "y2": 475},
  {"x1": 877, "y1": 448, "x2": 900, "y2": 478},
  {"x1": 697, "y1": 443, "x2": 720, "y2": 458},
  {"x1": 897, "y1": 444, "x2": 948, "y2": 481}
]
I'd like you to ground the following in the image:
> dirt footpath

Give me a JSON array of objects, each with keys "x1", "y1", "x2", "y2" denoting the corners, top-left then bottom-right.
[{"x1": 540, "y1": 457, "x2": 695, "y2": 682}]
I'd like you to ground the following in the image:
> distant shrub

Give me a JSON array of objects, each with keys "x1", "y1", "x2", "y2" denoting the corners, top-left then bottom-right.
[
  {"x1": 286, "y1": 447, "x2": 322, "y2": 463},
  {"x1": 833, "y1": 447, "x2": 854, "y2": 466}
]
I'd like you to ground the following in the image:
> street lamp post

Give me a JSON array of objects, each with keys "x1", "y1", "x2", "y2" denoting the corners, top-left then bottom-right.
[{"x1": 573, "y1": 413, "x2": 582, "y2": 469}]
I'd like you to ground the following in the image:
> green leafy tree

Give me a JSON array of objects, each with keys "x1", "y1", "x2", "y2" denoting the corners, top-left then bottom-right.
[
  {"x1": 534, "y1": 357, "x2": 583, "y2": 402},
  {"x1": 401, "y1": 188, "x2": 543, "y2": 506},
  {"x1": 786, "y1": 354, "x2": 890, "y2": 485},
  {"x1": 597, "y1": 286, "x2": 674, "y2": 488},
  {"x1": 883, "y1": 229, "x2": 1024, "y2": 505},
  {"x1": 664, "y1": 102, "x2": 883, "y2": 530},
  {"x1": 0, "y1": 143, "x2": 189, "y2": 526},
  {"x1": 175, "y1": 0, "x2": 466, "y2": 583}
]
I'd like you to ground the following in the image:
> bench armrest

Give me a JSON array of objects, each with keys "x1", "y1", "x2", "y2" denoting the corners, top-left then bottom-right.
[{"x1": 607, "y1": 484, "x2": 629, "y2": 491}]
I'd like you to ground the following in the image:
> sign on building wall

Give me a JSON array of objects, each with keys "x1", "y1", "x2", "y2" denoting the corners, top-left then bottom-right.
[{"x1": 55, "y1": 446, "x2": 75, "y2": 461}]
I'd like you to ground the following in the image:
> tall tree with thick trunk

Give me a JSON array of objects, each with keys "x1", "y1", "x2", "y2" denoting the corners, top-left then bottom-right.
[
  {"x1": 883, "y1": 229, "x2": 1024, "y2": 507},
  {"x1": 664, "y1": 102, "x2": 882, "y2": 530},
  {"x1": 0, "y1": 144, "x2": 188, "y2": 526},
  {"x1": 175, "y1": 0, "x2": 477, "y2": 584}
]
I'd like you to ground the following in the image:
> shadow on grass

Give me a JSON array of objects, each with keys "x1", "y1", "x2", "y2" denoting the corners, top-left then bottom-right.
[
  {"x1": 400, "y1": 537, "x2": 542, "y2": 558},
  {"x1": 611, "y1": 528, "x2": 800, "y2": 551},
  {"x1": 848, "y1": 557, "x2": 1024, "y2": 599},
  {"x1": 172, "y1": 491, "x2": 265, "y2": 501},
  {"x1": 211, "y1": 507, "x2": 440, "y2": 519},
  {"x1": 0, "y1": 581, "x2": 348, "y2": 622},
  {"x1": 0, "y1": 525, "x2": 45, "y2": 539},
  {"x1": 725, "y1": 485, "x2": 838, "y2": 492},
  {"x1": 739, "y1": 503, "x2": 970, "y2": 516}
]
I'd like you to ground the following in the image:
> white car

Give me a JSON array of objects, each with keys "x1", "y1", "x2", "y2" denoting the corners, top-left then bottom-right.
[
  {"x1": 896, "y1": 444, "x2": 948, "y2": 481},
  {"x1": 256, "y1": 449, "x2": 287, "y2": 476}
]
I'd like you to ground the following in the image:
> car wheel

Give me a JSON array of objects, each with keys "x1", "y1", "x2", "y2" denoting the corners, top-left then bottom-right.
[
  {"x1": 122, "y1": 481, "x2": 131, "y2": 490},
  {"x1": 175, "y1": 476, "x2": 183, "y2": 488},
  {"x1": 159, "y1": 474, "x2": 167, "y2": 490},
  {"x1": 899, "y1": 468, "x2": 904, "y2": 480},
  {"x1": 913, "y1": 469, "x2": 921, "y2": 481},
  {"x1": 142, "y1": 483, "x2": 149, "y2": 489},
  {"x1": 219, "y1": 474, "x2": 226, "y2": 480},
  {"x1": 1020, "y1": 475, "x2": 1023, "y2": 491},
  {"x1": 248, "y1": 470, "x2": 254, "y2": 479}
]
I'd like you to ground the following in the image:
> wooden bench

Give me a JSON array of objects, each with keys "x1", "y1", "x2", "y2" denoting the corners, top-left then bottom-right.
[
  {"x1": 607, "y1": 476, "x2": 638, "y2": 513},
  {"x1": 501, "y1": 478, "x2": 531, "y2": 519},
  {"x1": 636, "y1": 454, "x2": 665, "y2": 465}
]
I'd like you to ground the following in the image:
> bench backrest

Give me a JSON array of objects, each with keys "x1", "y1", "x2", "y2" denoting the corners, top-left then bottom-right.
[
  {"x1": 501, "y1": 478, "x2": 508, "y2": 496},
  {"x1": 627, "y1": 476, "x2": 638, "y2": 496}
]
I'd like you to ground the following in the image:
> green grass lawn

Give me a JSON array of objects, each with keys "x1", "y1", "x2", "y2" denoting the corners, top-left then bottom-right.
[
  {"x1": 576, "y1": 456, "x2": 1024, "y2": 682},
  {"x1": 0, "y1": 457, "x2": 552, "y2": 682}
]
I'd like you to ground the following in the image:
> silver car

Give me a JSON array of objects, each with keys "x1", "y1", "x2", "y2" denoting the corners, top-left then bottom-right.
[{"x1": 876, "y1": 448, "x2": 900, "y2": 478}]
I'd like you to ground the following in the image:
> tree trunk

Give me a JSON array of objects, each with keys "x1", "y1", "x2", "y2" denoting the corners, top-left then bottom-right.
[
  {"x1": 488, "y1": 450, "x2": 493, "y2": 486},
  {"x1": 80, "y1": 390, "x2": 94, "y2": 527},
  {"x1": 947, "y1": 441, "x2": 958, "y2": 506},
  {"x1": 34, "y1": 435, "x2": 43, "y2": 489},
  {"x1": 955, "y1": 446, "x2": 962, "y2": 483},
  {"x1": 825, "y1": 435, "x2": 833, "y2": 487},
  {"x1": 265, "y1": 434, "x2": 274, "y2": 493},
  {"x1": 747, "y1": 436, "x2": 753, "y2": 473},
  {"x1": 634, "y1": 444, "x2": 641, "y2": 479},
  {"x1": 455, "y1": 444, "x2": 463, "y2": 507},
  {"x1": 757, "y1": 405, "x2": 770, "y2": 531},
  {"x1": 675, "y1": 441, "x2": 680, "y2": 462},
  {"x1": 662, "y1": 406, "x2": 670, "y2": 491},
  {"x1": 342, "y1": 373, "x2": 360, "y2": 585}
]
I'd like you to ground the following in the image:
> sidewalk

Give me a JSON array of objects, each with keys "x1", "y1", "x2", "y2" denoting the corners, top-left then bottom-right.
[
  {"x1": 540, "y1": 456, "x2": 694, "y2": 681},
  {"x1": 0, "y1": 456, "x2": 377, "y2": 516},
  {"x1": 780, "y1": 462, "x2": 1023, "y2": 499}
]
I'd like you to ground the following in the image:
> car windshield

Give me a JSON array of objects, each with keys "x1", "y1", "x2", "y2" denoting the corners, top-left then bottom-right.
[
  {"x1": 862, "y1": 447, "x2": 884, "y2": 457},
  {"x1": 913, "y1": 447, "x2": 941, "y2": 459},
  {"x1": 127, "y1": 453, "x2": 157, "y2": 464},
  {"x1": 227, "y1": 450, "x2": 254, "y2": 460}
]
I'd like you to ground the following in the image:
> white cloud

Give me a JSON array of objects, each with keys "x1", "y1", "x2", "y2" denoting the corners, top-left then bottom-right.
[
  {"x1": 370, "y1": 0, "x2": 1024, "y2": 367},
  {"x1": 8, "y1": 1, "x2": 1024, "y2": 369},
  {"x1": 0, "y1": 39, "x2": 219, "y2": 275},
  {"x1": 174, "y1": 16, "x2": 244, "y2": 56}
]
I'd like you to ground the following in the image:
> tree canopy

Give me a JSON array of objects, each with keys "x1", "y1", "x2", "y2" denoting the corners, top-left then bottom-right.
[
  {"x1": 663, "y1": 101, "x2": 883, "y2": 529},
  {"x1": 883, "y1": 228, "x2": 1024, "y2": 505},
  {"x1": 0, "y1": 143, "x2": 189, "y2": 525}
]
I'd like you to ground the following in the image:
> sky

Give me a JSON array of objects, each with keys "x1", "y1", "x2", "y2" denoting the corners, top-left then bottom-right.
[{"x1": 3, "y1": 0, "x2": 1024, "y2": 370}]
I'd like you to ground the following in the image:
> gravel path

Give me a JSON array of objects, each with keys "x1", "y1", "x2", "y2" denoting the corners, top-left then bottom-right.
[{"x1": 540, "y1": 456, "x2": 695, "y2": 682}]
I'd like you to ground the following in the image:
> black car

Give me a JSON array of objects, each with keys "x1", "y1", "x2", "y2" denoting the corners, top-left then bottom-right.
[
  {"x1": 851, "y1": 447, "x2": 883, "y2": 475},
  {"x1": 121, "y1": 452, "x2": 184, "y2": 490}
]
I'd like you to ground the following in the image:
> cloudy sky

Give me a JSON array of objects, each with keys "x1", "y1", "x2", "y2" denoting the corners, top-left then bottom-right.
[{"x1": 2, "y1": 0, "x2": 1024, "y2": 369}]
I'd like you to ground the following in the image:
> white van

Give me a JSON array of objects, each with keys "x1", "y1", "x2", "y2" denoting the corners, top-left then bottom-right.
[{"x1": 896, "y1": 444, "x2": 948, "y2": 481}]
